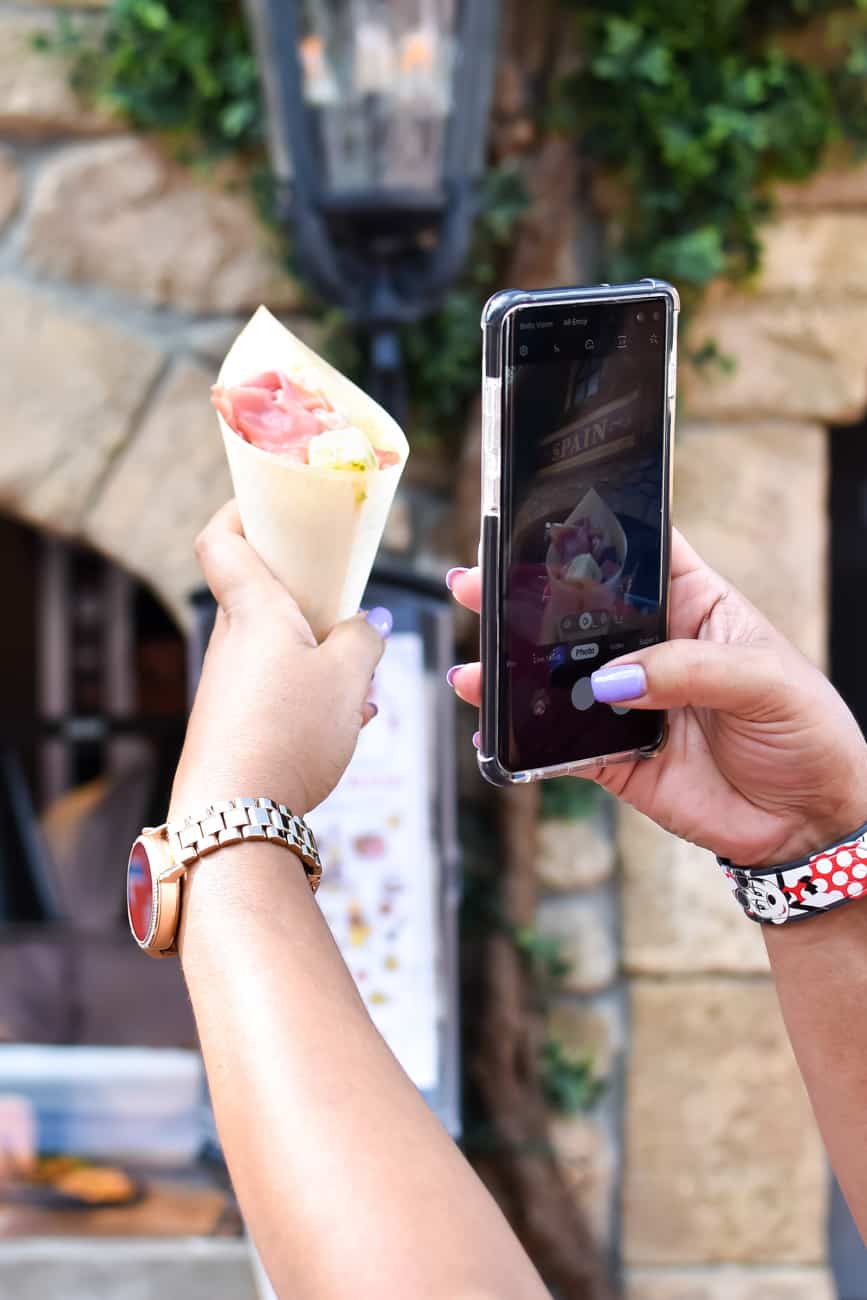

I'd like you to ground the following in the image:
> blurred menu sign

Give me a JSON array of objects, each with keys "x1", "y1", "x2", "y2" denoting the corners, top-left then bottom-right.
[{"x1": 308, "y1": 632, "x2": 438, "y2": 1092}]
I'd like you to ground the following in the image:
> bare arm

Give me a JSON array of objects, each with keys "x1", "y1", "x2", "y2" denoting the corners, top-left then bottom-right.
[
  {"x1": 170, "y1": 505, "x2": 548, "y2": 1300},
  {"x1": 179, "y1": 850, "x2": 547, "y2": 1300},
  {"x1": 766, "y1": 909, "x2": 867, "y2": 1240}
]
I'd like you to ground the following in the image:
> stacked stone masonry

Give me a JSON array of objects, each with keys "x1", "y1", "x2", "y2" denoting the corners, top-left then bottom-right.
[
  {"x1": 0, "y1": 3, "x2": 298, "y2": 624},
  {"x1": 534, "y1": 795, "x2": 623, "y2": 1251},
  {"x1": 619, "y1": 156, "x2": 864, "y2": 1294}
]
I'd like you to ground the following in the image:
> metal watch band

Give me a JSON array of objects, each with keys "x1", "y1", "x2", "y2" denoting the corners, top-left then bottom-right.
[
  {"x1": 166, "y1": 797, "x2": 322, "y2": 893},
  {"x1": 719, "y1": 819, "x2": 867, "y2": 925}
]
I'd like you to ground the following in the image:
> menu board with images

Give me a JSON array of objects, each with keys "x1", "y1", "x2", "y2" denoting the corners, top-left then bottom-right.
[{"x1": 307, "y1": 631, "x2": 439, "y2": 1093}]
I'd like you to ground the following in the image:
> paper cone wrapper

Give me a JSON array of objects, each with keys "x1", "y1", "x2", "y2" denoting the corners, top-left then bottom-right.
[
  {"x1": 540, "y1": 488, "x2": 628, "y2": 643},
  {"x1": 545, "y1": 487, "x2": 627, "y2": 589},
  {"x1": 216, "y1": 307, "x2": 408, "y2": 641}
]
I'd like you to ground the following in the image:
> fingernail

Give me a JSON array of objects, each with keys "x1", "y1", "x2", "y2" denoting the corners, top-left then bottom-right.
[
  {"x1": 446, "y1": 664, "x2": 464, "y2": 688},
  {"x1": 366, "y1": 606, "x2": 393, "y2": 639},
  {"x1": 472, "y1": 731, "x2": 480, "y2": 749},
  {"x1": 445, "y1": 567, "x2": 468, "y2": 592},
  {"x1": 368, "y1": 702, "x2": 378, "y2": 719},
  {"x1": 591, "y1": 664, "x2": 647, "y2": 703}
]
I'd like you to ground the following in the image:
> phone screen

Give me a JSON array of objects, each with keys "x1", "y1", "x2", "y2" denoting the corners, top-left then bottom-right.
[{"x1": 499, "y1": 295, "x2": 670, "y2": 773}]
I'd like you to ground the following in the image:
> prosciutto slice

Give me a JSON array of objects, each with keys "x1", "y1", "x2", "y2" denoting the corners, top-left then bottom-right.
[{"x1": 212, "y1": 369, "x2": 399, "y2": 469}]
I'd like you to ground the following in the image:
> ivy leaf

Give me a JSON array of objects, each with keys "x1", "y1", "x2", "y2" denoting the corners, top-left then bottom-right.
[
  {"x1": 604, "y1": 15, "x2": 644, "y2": 59},
  {"x1": 220, "y1": 100, "x2": 257, "y2": 140},
  {"x1": 135, "y1": 2, "x2": 169, "y2": 33},
  {"x1": 652, "y1": 226, "x2": 726, "y2": 285},
  {"x1": 514, "y1": 929, "x2": 573, "y2": 984},
  {"x1": 540, "y1": 1040, "x2": 605, "y2": 1115},
  {"x1": 636, "y1": 43, "x2": 673, "y2": 86},
  {"x1": 539, "y1": 778, "x2": 597, "y2": 821}
]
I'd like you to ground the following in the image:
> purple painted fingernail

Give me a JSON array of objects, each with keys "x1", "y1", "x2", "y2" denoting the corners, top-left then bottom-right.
[
  {"x1": 472, "y1": 731, "x2": 480, "y2": 749},
  {"x1": 367, "y1": 702, "x2": 378, "y2": 719},
  {"x1": 446, "y1": 664, "x2": 464, "y2": 688},
  {"x1": 366, "y1": 606, "x2": 393, "y2": 639},
  {"x1": 445, "y1": 567, "x2": 468, "y2": 592},
  {"x1": 591, "y1": 664, "x2": 647, "y2": 703}
]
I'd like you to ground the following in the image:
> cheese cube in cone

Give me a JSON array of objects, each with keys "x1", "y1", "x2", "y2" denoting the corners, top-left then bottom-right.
[{"x1": 213, "y1": 307, "x2": 408, "y2": 641}]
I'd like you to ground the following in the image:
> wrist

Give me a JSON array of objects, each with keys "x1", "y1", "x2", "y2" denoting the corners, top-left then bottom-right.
[
  {"x1": 177, "y1": 836, "x2": 320, "y2": 967},
  {"x1": 747, "y1": 751, "x2": 867, "y2": 870},
  {"x1": 168, "y1": 778, "x2": 312, "y2": 825},
  {"x1": 723, "y1": 815, "x2": 867, "y2": 927},
  {"x1": 761, "y1": 794, "x2": 867, "y2": 870}
]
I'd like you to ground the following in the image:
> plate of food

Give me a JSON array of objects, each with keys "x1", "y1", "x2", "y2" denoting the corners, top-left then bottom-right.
[{"x1": 2, "y1": 1155, "x2": 143, "y2": 1211}]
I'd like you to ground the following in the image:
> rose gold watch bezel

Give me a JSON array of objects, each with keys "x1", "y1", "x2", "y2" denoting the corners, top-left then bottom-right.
[{"x1": 128, "y1": 829, "x2": 184, "y2": 959}]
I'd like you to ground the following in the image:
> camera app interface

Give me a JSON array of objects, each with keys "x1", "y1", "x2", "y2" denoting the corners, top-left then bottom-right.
[{"x1": 501, "y1": 297, "x2": 669, "y2": 772}]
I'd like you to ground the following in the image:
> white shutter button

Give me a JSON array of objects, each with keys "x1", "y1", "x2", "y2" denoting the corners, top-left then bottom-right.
[{"x1": 570, "y1": 677, "x2": 595, "y2": 712}]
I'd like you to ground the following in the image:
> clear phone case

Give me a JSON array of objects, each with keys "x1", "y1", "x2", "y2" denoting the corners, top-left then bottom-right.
[{"x1": 478, "y1": 279, "x2": 679, "y2": 786}]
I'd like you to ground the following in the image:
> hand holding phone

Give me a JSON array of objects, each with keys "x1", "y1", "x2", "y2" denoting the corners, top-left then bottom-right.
[{"x1": 478, "y1": 280, "x2": 678, "y2": 785}]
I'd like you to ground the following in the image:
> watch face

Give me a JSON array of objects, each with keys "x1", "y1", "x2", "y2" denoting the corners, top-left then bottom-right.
[{"x1": 127, "y1": 840, "x2": 155, "y2": 944}]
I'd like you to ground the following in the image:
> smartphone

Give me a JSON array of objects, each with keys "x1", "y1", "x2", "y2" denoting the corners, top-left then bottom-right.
[{"x1": 478, "y1": 279, "x2": 678, "y2": 786}]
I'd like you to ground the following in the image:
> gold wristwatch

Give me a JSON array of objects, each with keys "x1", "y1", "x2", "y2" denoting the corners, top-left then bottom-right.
[{"x1": 126, "y1": 797, "x2": 322, "y2": 958}]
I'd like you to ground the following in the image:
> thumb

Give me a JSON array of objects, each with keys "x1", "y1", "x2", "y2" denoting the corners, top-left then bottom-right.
[
  {"x1": 319, "y1": 607, "x2": 391, "y2": 709},
  {"x1": 590, "y1": 639, "x2": 790, "y2": 719}
]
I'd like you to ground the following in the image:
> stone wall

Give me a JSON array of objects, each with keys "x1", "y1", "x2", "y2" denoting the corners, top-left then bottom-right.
[
  {"x1": 613, "y1": 160, "x2": 867, "y2": 1295},
  {"x1": 0, "y1": 0, "x2": 305, "y2": 626},
  {"x1": 2, "y1": 3, "x2": 866, "y2": 1296}
]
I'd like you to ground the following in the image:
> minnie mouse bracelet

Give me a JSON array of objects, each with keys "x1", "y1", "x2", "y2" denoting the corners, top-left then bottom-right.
[{"x1": 721, "y1": 820, "x2": 867, "y2": 925}]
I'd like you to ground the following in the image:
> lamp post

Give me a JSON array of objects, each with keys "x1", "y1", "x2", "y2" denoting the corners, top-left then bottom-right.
[{"x1": 243, "y1": 0, "x2": 498, "y2": 421}]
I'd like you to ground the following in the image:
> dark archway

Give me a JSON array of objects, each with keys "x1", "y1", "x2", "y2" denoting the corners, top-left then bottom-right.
[{"x1": 0, "y1": 514, "x2": 195, "y2": 1047}]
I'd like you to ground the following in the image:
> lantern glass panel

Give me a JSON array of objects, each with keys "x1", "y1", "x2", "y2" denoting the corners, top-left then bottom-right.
[{"x1": 298, "y1": 0, "x2": 458, "y2": 198}]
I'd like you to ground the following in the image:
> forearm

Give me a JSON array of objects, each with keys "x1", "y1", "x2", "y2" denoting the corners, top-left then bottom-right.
[
  {"x1": 178, "y1": 844, "x2": 547, "y2": 1300},
  {"x1": 766, "y1": 905, "x2": 867, "y2": 1238}
]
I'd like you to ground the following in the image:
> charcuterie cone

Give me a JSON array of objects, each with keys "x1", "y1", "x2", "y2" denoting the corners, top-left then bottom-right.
[{"x1": 214, "y1": 307, "x2": 408, "y2": 641}]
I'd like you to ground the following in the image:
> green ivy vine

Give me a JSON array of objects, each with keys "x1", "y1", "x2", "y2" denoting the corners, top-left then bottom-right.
[
  {"x1": 37, "y1": 0, "x2": 263, "y2": 158},
  {"x1": 44, "y1": 0, "x2": 867, "y2": 436},
  {"x1": 560, "y1": 0, "x2": 867, "y2": 310}
]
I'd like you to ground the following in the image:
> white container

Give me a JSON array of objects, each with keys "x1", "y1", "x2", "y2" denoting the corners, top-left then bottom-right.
[{"x1": 0, "y1": 1046, "x2": 205, "y2": 1166}]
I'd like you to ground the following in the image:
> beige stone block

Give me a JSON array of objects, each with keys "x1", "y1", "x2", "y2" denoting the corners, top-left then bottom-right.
[
  {"x1": 683, "y1": 299, "x2": 867, "y2": 425},
  {"x1": 535, "y1": 893, "x2": 617, "y2": 994},
  {"x1": 547, "y1": 994, "x2": 624, "y2": 1081},
  {"x1": 626, "y1": 1267, "x2": 836, "y2": 1300},
  {"x1": 85, "y1": 361, "x2": 232, "y2": 627},
  {"x1": 619, "y1": 807, "x2": 768, "y2": 976},
  {"x1": 776, "y1": 156, "x2": 867, "y2": 210},
  {"x1": 0, "y1": 278, "x2": 162, "y2": 528},
  {"x1": 758, "y1": 214, "x2": 867, "y2": 296},
  {"x1": 673, "y1": 421, "x2": 826, "y2": 665},
  {"x1": 536, "y1": 816, "x2": 616, "y2": 892},
  {"x1": 0, "y1": 12, "x2": 116, "y2": 136},
  {"x1": 623, "y1": 980, "x2": 827, "y2": 1265},
  {"x1": 0, "y1": 146, "x2": 19, "y2": 228},
  {"x1": 548, "y1": 1112, "x2": 616, "y2": 1246},
  {"x1": 23, "y1": 137, "x2": 300, "y2": 313}
]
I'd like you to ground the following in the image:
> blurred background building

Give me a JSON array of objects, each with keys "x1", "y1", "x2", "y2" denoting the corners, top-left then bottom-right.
[{"x1": 1, "y1": 1, "x2": 867, "y2": 1298}]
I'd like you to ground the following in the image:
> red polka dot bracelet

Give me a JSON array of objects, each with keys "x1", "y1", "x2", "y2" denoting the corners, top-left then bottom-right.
[{"x1": 720, "y1": 822, "x2": 867, "y2": 925}]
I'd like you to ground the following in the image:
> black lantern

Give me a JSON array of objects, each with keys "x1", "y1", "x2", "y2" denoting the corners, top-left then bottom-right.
[{"x1": 243, "y1": 0, "x2": 498, "y2": 416}]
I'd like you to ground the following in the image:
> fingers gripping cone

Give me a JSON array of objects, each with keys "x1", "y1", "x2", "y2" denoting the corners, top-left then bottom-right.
[{"x1": 215, "y1": 307, "x2": 408, "y2": 640}]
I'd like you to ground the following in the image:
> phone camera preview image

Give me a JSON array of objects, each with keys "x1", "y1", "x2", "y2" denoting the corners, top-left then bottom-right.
[{"x1": 497, "y1": 296, "x2": 670, "y2": 775}]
